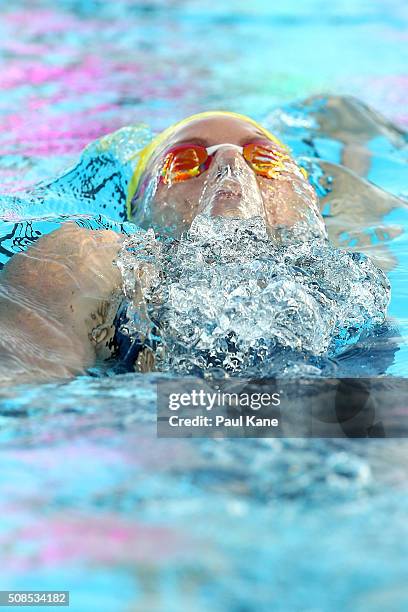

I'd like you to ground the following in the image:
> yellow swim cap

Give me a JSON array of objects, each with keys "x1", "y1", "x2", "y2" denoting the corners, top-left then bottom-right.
[{"x1": 126, "y1": 110, "x2": 286, "y2": 220}]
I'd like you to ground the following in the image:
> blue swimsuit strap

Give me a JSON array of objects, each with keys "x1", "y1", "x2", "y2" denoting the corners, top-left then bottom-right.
[
  {"x1": 112, "y1": 300, "x2": 144, "y2": 371},
  {"x1": 111, "y1": 299, "x2": 159, "y2": 372}
]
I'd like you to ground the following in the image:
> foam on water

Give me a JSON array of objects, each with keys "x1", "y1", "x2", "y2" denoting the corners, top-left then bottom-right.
[
  {"x1": 0, "y1": 3, "x2": 407, "y2": 608},
  {"x1": 117, "y1": 213, "x2": 390, "y2": 376}
]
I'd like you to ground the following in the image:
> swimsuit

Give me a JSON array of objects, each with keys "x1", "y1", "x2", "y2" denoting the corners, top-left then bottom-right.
[
  {"x1": 110, "y1": 299, "x2": 158, "y2": 373},
  {"x1": 111, "y1": 300, "x2": 144, "y2": 371}
]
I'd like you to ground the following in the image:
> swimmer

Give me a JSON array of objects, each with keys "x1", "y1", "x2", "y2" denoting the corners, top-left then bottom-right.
[{"x1": 0, "y1": 110, "x2": 356, "y2": 384}]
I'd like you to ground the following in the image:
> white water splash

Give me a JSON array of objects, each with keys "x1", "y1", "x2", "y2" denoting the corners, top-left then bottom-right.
[{"x1": 117, "y1": 214, "x2": 390, "y2": 376}]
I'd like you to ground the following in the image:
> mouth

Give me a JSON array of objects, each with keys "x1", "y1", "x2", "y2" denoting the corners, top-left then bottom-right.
[
  {"x1": 213, "y1": 189, "x2": 242, "y2": 199},
  {"x1": 199, "y1": 161, "x2": 265, "y2": 219}
]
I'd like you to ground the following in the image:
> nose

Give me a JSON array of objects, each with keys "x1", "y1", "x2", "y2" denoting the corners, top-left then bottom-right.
[
  {"x1": 211, "y1": 146, "x2": 245, "y2": 174},
  {"x1": 198, "y1": 146, "x2": 265, "y2": 220}
]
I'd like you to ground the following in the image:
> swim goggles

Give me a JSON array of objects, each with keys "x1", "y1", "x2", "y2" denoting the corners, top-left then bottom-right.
[{"x1": 159, "y1": 141, "x2": 292, "y2": 185}]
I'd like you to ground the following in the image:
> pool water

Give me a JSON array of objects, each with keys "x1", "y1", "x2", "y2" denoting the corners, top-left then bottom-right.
[{"x1": 0, "y1": 1, "x2": 408, "y2": 610}]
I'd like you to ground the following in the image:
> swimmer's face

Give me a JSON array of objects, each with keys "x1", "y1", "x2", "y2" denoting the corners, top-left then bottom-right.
[{"x1": 134, "y1": 115, "x2": 321, "y2": 236}]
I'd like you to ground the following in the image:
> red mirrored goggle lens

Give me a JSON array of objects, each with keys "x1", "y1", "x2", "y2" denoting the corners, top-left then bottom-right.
[
  {"x1": 160, "y1": 144, "x2": 209, "y2": 184},
  {"x1": 243, "y1": 143, "x2": 291, "y2": 179}
]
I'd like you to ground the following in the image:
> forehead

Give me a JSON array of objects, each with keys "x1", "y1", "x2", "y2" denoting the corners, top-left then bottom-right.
[{"x1": 164, "y1": 115, "x2": 266, "y2": 146}]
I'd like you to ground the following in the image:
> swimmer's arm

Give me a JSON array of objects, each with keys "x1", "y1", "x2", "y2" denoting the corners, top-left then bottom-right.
[
  {"x1": 304, "y1": 95, "x2": 404, "y2": 178},
  {"x1": 318, "y1": 161, "x2": 406, "y2": 270},
  {"x1": 0, "y1": 223, "x2": 124, "y2": 383},
  {"x1": 318, "y1": 161, "x2": 405, "y2": 220}
]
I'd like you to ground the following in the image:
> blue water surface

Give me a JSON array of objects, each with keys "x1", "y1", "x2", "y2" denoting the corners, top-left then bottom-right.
[{"x1": 0, "y1": 1, "x2": 408, "y2": 611}]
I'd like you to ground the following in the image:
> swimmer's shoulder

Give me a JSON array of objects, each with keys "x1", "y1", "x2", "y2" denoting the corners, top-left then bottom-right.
[
  {"x1": 3, "y1": 222, "x2": 124, "y2": 301},
  {"x1": 0, "y1": 223, "x2": 126, "y2": 382}
]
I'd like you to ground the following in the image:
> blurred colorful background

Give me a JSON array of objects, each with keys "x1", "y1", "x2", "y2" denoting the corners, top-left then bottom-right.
[{"x1": 0, "y1": 1, "x2": 407, "y2": 611}]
